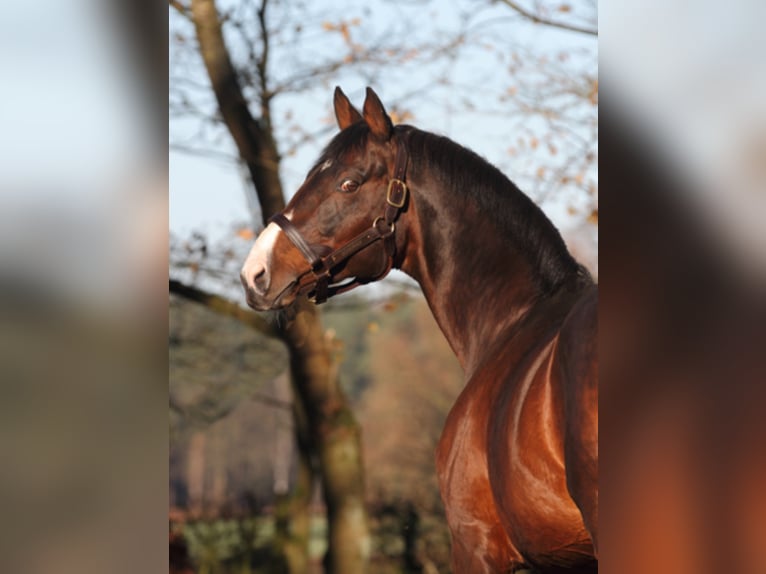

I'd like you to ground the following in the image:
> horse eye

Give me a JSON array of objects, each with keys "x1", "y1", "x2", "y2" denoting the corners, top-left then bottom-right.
[{"x1": 338, "y1": 179, "x2": 360, "y2": 193}]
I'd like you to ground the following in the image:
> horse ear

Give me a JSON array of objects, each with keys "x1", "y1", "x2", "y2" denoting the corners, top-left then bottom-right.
[
  {"x1": 334, "y1": 87, "x2": 363, "y2": 130},
  {"x1": 363, "y1": 87, "x2": 394, "y2": 140}
]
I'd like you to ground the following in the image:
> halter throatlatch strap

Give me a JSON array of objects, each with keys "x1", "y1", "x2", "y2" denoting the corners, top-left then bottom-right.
[{"x1": 269, "y1": 132, "x2": 410, "y2": 304}]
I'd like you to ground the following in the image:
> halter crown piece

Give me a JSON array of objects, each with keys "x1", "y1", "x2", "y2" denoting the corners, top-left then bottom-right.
[{"x1": 269, "y1": 131, "x2": 410, "y2": 304}]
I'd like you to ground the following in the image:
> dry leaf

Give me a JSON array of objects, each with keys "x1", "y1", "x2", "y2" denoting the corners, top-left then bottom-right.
[
  {"x1": 589, "y1": 79, "x2": 598, "y2": 105},
  {"x1": 236, "y1": 228, "x2": 255, "y2": 240},
  {"x1": 390, "y1": 110, "x2": 413, "y2": 124},
  {"x1": 339, "y1": 22, "x2": 350, "y2": 43}
]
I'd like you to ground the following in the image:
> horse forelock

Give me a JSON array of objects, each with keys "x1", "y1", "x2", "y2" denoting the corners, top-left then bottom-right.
[{"x1": 310, "y1": 122, "x2": 370, "y2": 174}]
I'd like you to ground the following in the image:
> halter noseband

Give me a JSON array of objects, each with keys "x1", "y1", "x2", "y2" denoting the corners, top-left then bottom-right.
[{"x1": 269, "y1": 132, "x2": 410, "y2": 304}]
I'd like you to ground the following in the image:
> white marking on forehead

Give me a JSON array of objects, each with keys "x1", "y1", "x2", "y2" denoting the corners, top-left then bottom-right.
[
  {"x1": 319, "y1": 159, "x2": 334, "y2": 172},
  {"x1": 255, "y1": 221, "x2": 282, "y2": 255}
]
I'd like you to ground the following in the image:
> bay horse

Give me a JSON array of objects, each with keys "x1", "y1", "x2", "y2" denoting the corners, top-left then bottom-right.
[{"x1": 241, "y1": 87, "x2": 598, "y2": 573}]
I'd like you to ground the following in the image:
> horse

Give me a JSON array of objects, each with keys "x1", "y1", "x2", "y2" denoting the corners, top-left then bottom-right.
[{"x1": 241, "y1": 87, "x2": 598, "y2": 573}]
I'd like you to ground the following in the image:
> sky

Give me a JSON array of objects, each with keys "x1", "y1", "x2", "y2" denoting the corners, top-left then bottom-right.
[{"x1": 169, "y1": 0, "x2": 598, "y2": 256}]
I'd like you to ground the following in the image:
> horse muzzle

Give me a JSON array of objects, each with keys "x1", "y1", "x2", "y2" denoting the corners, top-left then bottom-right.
[{"x1": 240, "y1": 260, "x2": 302, "y2": 311}]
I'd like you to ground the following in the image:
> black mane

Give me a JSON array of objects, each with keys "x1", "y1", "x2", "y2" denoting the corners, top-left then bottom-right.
[
  {"x1": 312, "y1": 122, "x2": 582, "y2": 292},
  {"x1": 406, "y1": 126, "x2": 581, "y2": 292}
]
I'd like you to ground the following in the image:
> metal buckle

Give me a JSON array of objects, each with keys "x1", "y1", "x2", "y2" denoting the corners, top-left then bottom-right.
[
  {"x1": 386, "y1": 179, "x2": 407, "y2": 208},
  {"x1": 372, "y1": 216, "x2": 395, "y2": 236}
]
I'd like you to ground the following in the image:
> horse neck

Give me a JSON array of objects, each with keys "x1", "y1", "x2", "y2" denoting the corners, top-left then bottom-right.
[{"x1": 400, "y1": 183, "x2": 552, "y2": 373}]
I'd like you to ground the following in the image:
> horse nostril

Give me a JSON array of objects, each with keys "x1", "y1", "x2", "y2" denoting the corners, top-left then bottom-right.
[{"x1": 253, "y1": 267, "x2": 268, "y2": 293}]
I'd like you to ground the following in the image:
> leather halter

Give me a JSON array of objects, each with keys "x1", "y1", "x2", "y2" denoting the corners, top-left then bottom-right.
[{"x1": 269, "y1": 132, "x2": 410, "y2": 304}]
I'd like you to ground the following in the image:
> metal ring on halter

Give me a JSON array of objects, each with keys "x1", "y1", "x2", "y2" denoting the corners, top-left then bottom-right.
[{"x1": 372, "y1": 216, "x2": 395, "y2": 235}]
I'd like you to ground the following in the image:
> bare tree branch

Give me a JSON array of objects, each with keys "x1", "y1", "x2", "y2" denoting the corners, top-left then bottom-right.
[
  {"x1": 250, "y1": 392, "x2": 292, "y2": 411},
  {"x1": 169, "y1": 142, "x2": 239, "y2": 164},
  {"x1": 170, "y1": 278, "x2": 278, "y2": 338},
  {"x1": 190, "y1": 0, "x2": 286, "y2": 222},
  {"x1": 169, "y1": 0, "x2": 191, "y2": 19},
  {"x1": 494, "y1": 0, "x2": 597, "y2": 36},
  {"x1": 256, "y1": 0, "x2": 271, "y2": 108}
]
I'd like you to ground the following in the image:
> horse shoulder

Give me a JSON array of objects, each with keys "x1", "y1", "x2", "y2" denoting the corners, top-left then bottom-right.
[
  {"x1": 482, "y1": 330, "x2": 590, "y2": 564},
  {"x1": 555, "y1": 285, "x2": 599, "y2": 552},
  {"x1": 435, "y1": 362, "x2": 524, "y2": 570}
]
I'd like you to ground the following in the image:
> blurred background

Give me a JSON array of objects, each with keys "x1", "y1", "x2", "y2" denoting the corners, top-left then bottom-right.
[{"x1": 169, "y1": 0, "x2": 596, "y2": 572}]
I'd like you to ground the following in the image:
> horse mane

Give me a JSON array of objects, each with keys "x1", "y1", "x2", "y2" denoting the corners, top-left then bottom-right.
[
  {"x1": 405, "y1": 126, "x2": 582, "y2": 293},
  {"x1": 313, "y1": 122, "x2": 583, "y2": 293}
]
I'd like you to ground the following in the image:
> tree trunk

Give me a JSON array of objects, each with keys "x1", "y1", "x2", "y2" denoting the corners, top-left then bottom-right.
[
  {"x1": 274, "y1": 393, "x2": 314, "y2": 574},
  {"x1": 188, "y1": 1, "x2": 370, "y2": 571},
  {"x1": 186, "y1": 431, "x2": 206, "y2": 517},
  {"x1": 287, "y1": 301, "x2": 369, "y2": 573}
]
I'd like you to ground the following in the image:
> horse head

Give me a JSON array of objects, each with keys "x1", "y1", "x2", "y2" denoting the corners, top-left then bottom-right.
[{"x1": 241, "y1": 87, "x2": 409, "y2": 310}]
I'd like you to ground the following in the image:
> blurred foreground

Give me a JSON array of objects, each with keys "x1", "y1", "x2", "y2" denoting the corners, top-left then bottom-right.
[{"x1": 599, "y1": 97, "x2": 766, "y2": 573}]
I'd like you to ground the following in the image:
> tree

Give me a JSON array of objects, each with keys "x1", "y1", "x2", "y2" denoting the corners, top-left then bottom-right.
[{"x1": 171, "y1": 0, "x2": 370, "y2": 571}]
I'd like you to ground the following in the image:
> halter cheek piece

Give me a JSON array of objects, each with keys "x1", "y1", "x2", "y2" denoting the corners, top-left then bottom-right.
[{"x1": 269, "y1": 133, "x2": 410, "y2": 304}]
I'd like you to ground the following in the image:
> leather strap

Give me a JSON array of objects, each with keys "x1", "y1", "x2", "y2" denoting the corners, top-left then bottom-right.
[
  {"x1": 269, "y1": 213, "x2": 323, "y2": 272},
  {"x1": 270, "y1": 130, "x2": 410, "y2": 304}
]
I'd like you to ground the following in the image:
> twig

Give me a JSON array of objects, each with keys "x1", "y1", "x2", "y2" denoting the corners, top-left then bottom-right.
[
  {"x1": 495, "y1": 0, "x2": 597, "y2": 36},
  {"x1": 250, "y1": 392, "x2": 292, "y2": 411},
  {"x1": 170, "y1": 278, "x2": 278, "y2": 338},
  {"x1": 169, "y1": 0, "x2": 191, "y2": 19}
]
